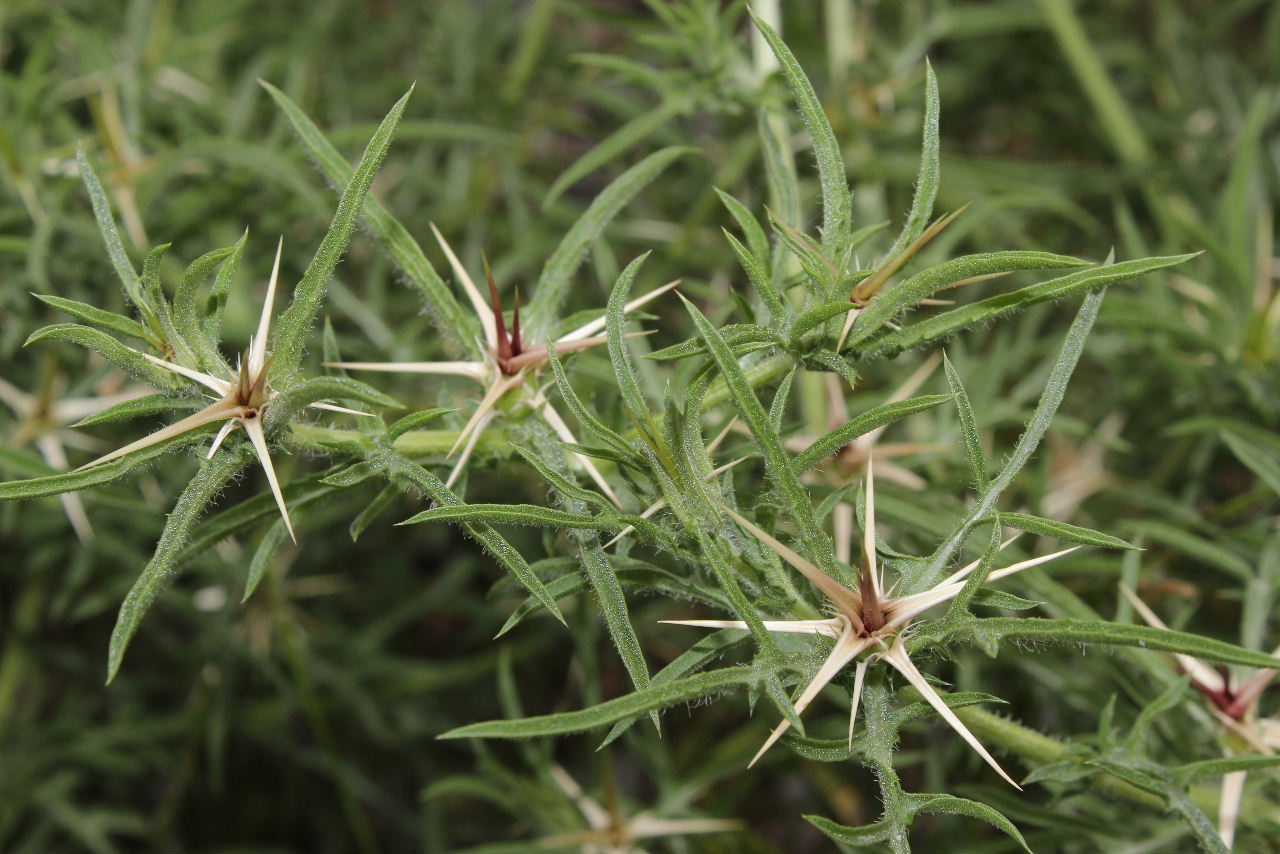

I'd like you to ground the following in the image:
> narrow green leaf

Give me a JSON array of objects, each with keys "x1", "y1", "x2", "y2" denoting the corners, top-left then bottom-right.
[
  {"x1": 1175, "y1": 755, "x2": 1280, "y2": 785},
  {"x1": 402, "y1": 503, "x2": 616, "y2": 531},
  {"x1": 715, "y1": 187, "x2": 771, "y2": 271},
  {"x1": 438, "y1": 666, "x2": 755, "y2": 739},
  {"x1": 1221, "y1": 431, "x2": 1280, "y2": 497},
  {"x1": 0, "y1": 431, "x2": 208, "y2": 500},
  {"x1": 261, "y1": 82, "x2": 477, "y2": 353},
  {"x1": 25, "y1": 324, "x2": 185, "y2": 392},
  {"x1": 576, "y1": 535, "x2": 655, "y2": 728},
  {"x1": 387, "y1": 407, "x2": 455, "y2": 441},
  {"x1": 866, "y1": 254, "x2": 1194, "y2": 357},
  {"x1": 751, "y1": 11, "x2": 850, "y2": 248},
  {"x1": 76, "y1": 149, "x2": 143, "y2": 309},
  {"x1": 243, "y1": 517, "x2": 291, "y2": 602},
  {"x1": 848, "y1": 250, "x2": 1088, "y2": 349},
  {"x1": 378, "y1": 452, "x2": 565, "y2": 624},
  {"x1": 266, "y1": 375, "x2": 400, "y2": 428},
  {"x1": 881, "y1": 63, "x2": 941, "y2": 261},
  {"x1": 32, "y1": 293, "x2": 155, "y2": 345},
  {"x1": 918, "y1": 288, "x2": 1105, "y2": 589},
  {"x1": 606, "y1": 254, "x2": 665, "y2": 454},
  {"x1": 723, "y1": 229, "x2": 786, "y2": 322},
  {"x1": 997, "y1": 512, "x2": 1137, "y2": 550},
  {"x1": 107, "y1": 444, "x2": 254, "y2": 682},
  {"x1": 793, "y1": 395, "x2": 951, "y2": 473},
  {"x1": 907, "y1": 793, "x2": 1031, "y2": 854},
  {"x1": 172, "y1": 245, "x2": 236, "y2": 369},
  {"x1": 273, "y1": 86, "x2": 413, "y2": 384},
  {"x1": 682, "y1": 294, "x2": 840, "y2": 577},
  {"x1": 204, "y1": 229, "x2": 247, "y2": 346},
  {"x1": 789, "y1": 300, "x2": 858, "y2": 345},
  {"x1": 529, "y1": 147, "x2": 693, "y2": 333},
  {"x1": 973, "y1": 617, "x2": 1280, "y2": 670},
  {"x1": 72, "y1": 393, "x2": 203, "y2": 428},
  {"x1": 944, "y1": 354, "x2": 989, "y2": 490}
]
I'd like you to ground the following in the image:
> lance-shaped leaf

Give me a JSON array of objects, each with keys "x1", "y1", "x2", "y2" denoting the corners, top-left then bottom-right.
[
  {"x1": 26, "y1": 324, "x2": 186, "y2": 392},
  {"x1": 916, "y1": 287, "x2": 1106, "y2": 591},
  {"x1": 77, "y1": 149, "x2": 145, "y2": 310}
]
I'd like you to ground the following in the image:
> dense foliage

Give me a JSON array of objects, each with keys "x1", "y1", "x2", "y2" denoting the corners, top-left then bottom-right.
[{"x1": 1, "y1": 2, "x2": 1276, "y2": 852}]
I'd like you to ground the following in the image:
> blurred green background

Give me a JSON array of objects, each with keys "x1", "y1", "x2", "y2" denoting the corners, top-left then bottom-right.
[{"x1": 1, "y1": 1, "x2": 1275, "y2": 851}]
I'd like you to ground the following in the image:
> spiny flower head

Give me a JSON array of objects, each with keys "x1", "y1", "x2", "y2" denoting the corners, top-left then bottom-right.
[
  {"x1": 329, "y1": 225, "x2": 678, "y2": 496},
  {"x1": 665, "y1": 459, "x2": 1077, "y2": 785}
]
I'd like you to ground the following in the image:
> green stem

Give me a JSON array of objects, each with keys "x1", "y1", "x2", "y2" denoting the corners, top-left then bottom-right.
[
  {"x1": 286, "y1": 424, "x2": 509, "y2": 458},
  {"x1": 900, "y1": 685, "x2": 1163, "y2": 808}
]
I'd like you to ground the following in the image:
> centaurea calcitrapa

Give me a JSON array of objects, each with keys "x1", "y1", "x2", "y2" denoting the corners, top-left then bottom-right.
[
  {"x1": 663, "y1": 459, "x2": 1077, "y2": 784},
  {"x1": 328, "y1": 225, "x2": 679, "y2": 499},
  {"x1": 72, "y1": 239, "x2": 373, "y2": 541}
]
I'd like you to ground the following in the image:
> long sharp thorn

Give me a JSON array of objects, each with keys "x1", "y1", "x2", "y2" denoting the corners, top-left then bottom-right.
[
  {"x1": 558, "y1": 279, "x2": 682, "y2": 342},
  {"x1": 749, "y1": 632, "x2": 868, "y2": 767},
  {"x1": 74, "y1": 402, "x2": 238, "y2": 471},
  {"x1": 661, "y1": 618, "x2": 843, "y2": 637},
  {"x1": 483, "y1": 252, "x2": 511, "y2": 360},
  {"x1": 431, "y1": 223, "x2": 496, "y2": 348},
  {"x1": 511, "y1": 287, "x2": 522, "y2": 355},
  {"x1": 882, "y1": 639, "x2": 1021, "y2": 789},
  {"x1": 1219, "y1": 770, "x2": 1246, "y2": 851},
  {"x1": 206, "y1": 419, "x2": 238, "y2": 459},
  {"x1": 863, "y1": 456, "x2": 881, "y2": 600},
  {"x1": 250, "y1": 237, "x2": 283, "y2": 377},
  {"x1": 135, "y1": 350, "x2": 232, "y2": 396},
  {"x1": 325, "y1": 361, "x2": 489, "y2": 382},
  {"x1": 445, "y1": 408, "x2": 496, "y2": 489},
  {"x1": 448, "y1": 374, "x2": 522, "y2": 458},
  {"x1": 849, "y1": 658, "x2": 868, "y2": 748},
  {"x1": 306, "y1": 402, "x2": 376, "y2": 417},
  {"x1": 243, "y1": 417, "x2": 296, "y2": 543},
  {"x1": 538, "y1": 401, "x2": 624, "y2": 508},
  {"x1": 835, "y1": 306, "x2": 861, "y2": 353},
  {"x1": 715, "y1": 501, "x2": 863, "y2": 620}
]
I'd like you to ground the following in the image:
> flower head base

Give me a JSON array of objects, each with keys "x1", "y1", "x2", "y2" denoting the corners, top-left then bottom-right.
[
  {"x1": 73, "y1": 239, "x2": 371, "y2": 542},
  {"x1": 329, "y1": 225, "x2": 678, "y2": 498},
  {"x1": 664, "y1": 459, "x2": 1077, "y2": 786}
]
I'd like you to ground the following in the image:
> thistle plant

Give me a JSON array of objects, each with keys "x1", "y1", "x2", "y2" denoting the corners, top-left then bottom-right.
[{"x1": 2, "y1": 5, "x2": 1278, "y2": 853}]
